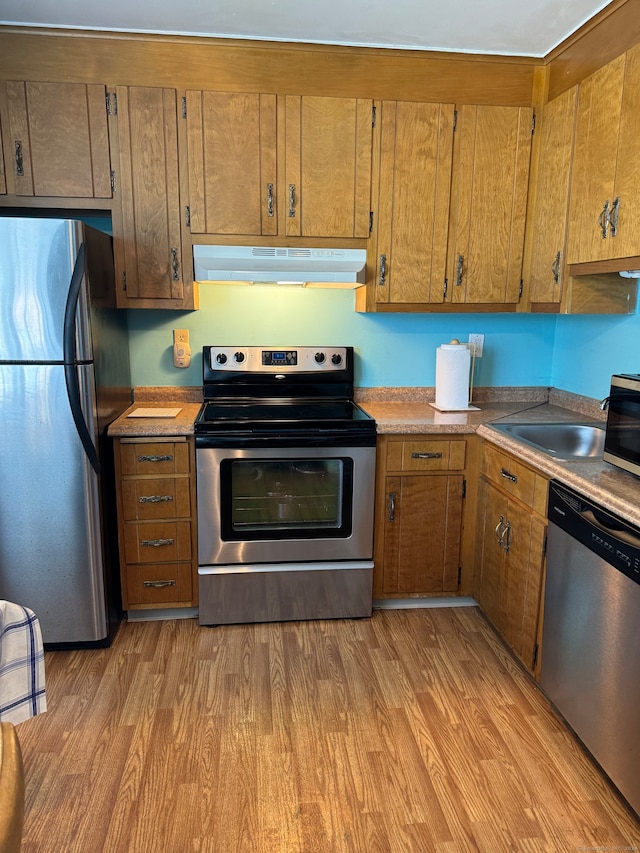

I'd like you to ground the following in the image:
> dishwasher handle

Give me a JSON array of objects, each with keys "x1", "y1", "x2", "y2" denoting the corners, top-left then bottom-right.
[{"x1": 582, "y1": 509, "x2": 640, "y2": 549}]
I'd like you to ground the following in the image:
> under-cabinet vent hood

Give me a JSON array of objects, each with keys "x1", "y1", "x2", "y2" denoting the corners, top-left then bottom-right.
[{"x1": 193, "y1": 245, "x2": 367, "y2": 287}]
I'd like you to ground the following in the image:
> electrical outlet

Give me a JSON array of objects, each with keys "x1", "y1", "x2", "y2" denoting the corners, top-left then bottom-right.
[
  {"x1": 173, "y1": 329, "x2": 191, "y2": 368},
  {"x1": 468, "y1": 333, "x2": 484, "y2": 358}
]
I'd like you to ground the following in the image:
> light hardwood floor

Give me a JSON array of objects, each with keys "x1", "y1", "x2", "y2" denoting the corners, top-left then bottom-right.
[{"x1": 16, "y1": 607, "x2": 640, "y2": 851}]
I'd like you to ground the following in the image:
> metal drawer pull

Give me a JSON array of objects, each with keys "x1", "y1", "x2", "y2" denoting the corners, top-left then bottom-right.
[
  {"x1": 141, "y1": 538, "x2": 174, "y2": 547},
  {"x1": 495, "y1": 515, "x2": 506, "y2": 545},
  {"x1": 599, "y1": 200, "x2": 610, "y2": 239},
  {"x1": 500, "y1": 467, "x2": 518, "y2": 483},
  {"x1": 138, "y1": 454, "x2": 173, "y2": 463},
  {"x1": 502, "y1": 520, "x2": 512, "y2": 553},
  {"x1": 288, "y1": 183, "x2": 296, "y2": 218},
  {"x1": 455, "y1": 254, "x2": 464, "y2": 286},
  {"x1": 266, "y1": 182, "x2": 274, "y2": 217},
  {"x1": 170, "y1": 247, "x2": 180, "y2": 281},
  {"x1": 388, "y1": 491, "x2": 396, "y2": 523},
  {"x1": 139, "y1": 495, "x2": 173, "y2": 504},
  {"x1": 551, "y1": 251, "x2": 561, "y2": 284},
  {"x1": 143, "y1": 580, "x2": 176, "y2": 589},
  {"x1": 411, "y1": 451, "x2": 443, "y2": 459},
  {"x1": 610, "y1": 197, "x2": 620, "y2": 237},
  {"x1": 15, "y1": 140, "x2": 24, "y2": 176},
  {"x1": 379, "y1": 254, "x2": 387, "y2": 286}
]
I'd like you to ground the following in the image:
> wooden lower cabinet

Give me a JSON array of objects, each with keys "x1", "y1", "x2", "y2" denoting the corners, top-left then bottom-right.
[
  {"x1": 474, "y1": 443, "x2": 548, "y2": 672},
  {"x1": 373, "y1": 435, "x2": 467, "y2": 598},
  {"x1": 114, "y1": 436, "x2": 198, "y2": 610}
]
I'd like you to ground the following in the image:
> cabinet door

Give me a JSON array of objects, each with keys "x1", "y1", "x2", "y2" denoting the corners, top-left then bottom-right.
[
  {"x1": 4, "y1": 81, "x2": 111, "y2": 198},
  {"x1": 283, "y1": 95, "x2": 373, "y2": 238},
  {"x1": 607, "y1": 40, "x2": 640, "y2": 260},
  {"x1": 449, "y1": 105, "x2": 532, "y2": 305},
  {"x1": 186, "y1": 90, "x2": 277, "y2": 236},
  {"x1": 114, "y1": 86, "x2": 193, "y2": 308},
  {"x1": 476, "y1": 479, "x2": 545, "y2": 671},
  {"x1": 476, "y1": 479, "x2": 507, "y2": 632},
  {"x1": 566, "y1": 54, "x2": 625, "y2": 264},
  {"x1": 375, "y1": 100, "x2": 455, "y2": 305},
  {"x1": 381, "y1": 473, "x2": 463, "y2": 595},
  {"x1": 527, "y1": 88, "x2": 577, "y2": 305},
  {"x1": 501, "y1": 499, "x2": 545, "y2": 669}
]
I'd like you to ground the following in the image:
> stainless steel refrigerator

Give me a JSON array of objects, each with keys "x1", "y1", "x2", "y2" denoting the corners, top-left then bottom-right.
[{"x1": 0, "y1": 217, "x2": 131, "y2": 646}]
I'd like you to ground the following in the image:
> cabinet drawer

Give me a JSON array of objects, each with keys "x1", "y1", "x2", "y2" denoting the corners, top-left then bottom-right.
[
  {"x1": 121, "y1": 477, "x2": 191, "y2": 520},
  {"x1": 123, "y1": 520, "x2": 192, "y2": 564},
  {"x1": 118, "y1": 441, "x2": 190, "y2": 476},
  {"x1": 125, "y1": 562, "x2": 193, "y2": 606},
  {"x1": 482, "y1": 443, "x2": 538, "y2": 508},
  {"x1": 385, "y1": 439, "x2": 466, "y2": 472}
]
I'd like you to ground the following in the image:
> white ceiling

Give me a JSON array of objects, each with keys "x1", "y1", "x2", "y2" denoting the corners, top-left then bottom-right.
[{"x1": 0, "y1": 0, "x2": 613, "y2": 58}]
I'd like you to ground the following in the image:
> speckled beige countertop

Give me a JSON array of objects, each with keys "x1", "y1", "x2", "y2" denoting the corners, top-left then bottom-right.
[{"x1": 107, "y1": 385, "x2": 640, "y2": 527}]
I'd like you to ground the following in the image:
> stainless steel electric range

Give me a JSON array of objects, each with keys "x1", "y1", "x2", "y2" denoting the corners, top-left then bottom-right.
[{"x1": 194, "y1": 345, "x2": 377, "y2": 625}]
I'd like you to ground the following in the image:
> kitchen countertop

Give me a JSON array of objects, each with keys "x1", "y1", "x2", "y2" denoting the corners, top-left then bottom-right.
[
  {"x1": 108, "y1": 402, "x2": 202, "y2": 437},
  {"x1": 107, "y1": 387, "x2": 640, "y2": 528}
]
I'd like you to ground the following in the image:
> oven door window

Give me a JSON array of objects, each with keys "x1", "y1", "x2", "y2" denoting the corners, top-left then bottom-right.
[{"x1": 220, "y1": 457, "x2": 353, "y2": 540}]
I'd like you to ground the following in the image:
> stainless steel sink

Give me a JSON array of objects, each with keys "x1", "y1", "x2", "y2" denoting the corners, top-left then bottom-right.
[{"x1": 490, "y1": 422, "x2": 606, "y2": 460}]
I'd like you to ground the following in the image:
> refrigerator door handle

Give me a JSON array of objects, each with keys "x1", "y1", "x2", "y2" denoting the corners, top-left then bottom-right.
[{"x1": 63, "y1": 243, "x2": 100, "y2": 474}]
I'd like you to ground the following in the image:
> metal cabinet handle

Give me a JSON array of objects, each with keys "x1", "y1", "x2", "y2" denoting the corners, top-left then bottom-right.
[
  {"x1": 455, "y1": 254, "x2": 464, "y2": 286},
  {"x1": 388, "y1": 491, "x2": 396, "y2": 523},
  {"x1": 170, "y1": 248, "x2": 180, "y2": 281},
  {"x1": 143, "y1": 580, "x2": 176, "y2": 588},
  {"x1": 551, "y1": 251, "x2": 561, "y2": 284},
  {"x1": 266, "y1": 183, "x2": 275, "y2": 218},
  {"x1": 379, "y1": 254, "x2": 387, "y2": 287},
  {"x1": 610, "y1": 197, "x2": 620, "y2": 237},
  {"x1": 141, "y1": 538, "x2": 175, "y2": 547},
  {"x1": 14, "y1": 140, "x2": 24, "y2": 176},
  {"x1": 599, "y1": 200, "x2": 610, "y2": 239},
  {"x1": 502, "y1": 520, "x2": 512, "y2": 553},
  {"x1": 495, "y1": 515, "x2": 506, "y2": 545},
  {"x1": 139, "y1": 495, "x2": 173, "y2": 504},
  {"x1": 500, "y1": 467, "x2": 518, "y2": 484},
  {"x1": 411, "y1": 452, "x2": 443, "y2": 459},
  {"x1": 288, "y1": 183, "x2": 296, "y2": 218},
  {"x1": 138, "y1": 454, "x2": 173, "y2": 463}
]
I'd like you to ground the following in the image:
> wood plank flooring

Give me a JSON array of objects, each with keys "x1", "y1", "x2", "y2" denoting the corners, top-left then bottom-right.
[{"x1": 15, "y1": 607, "x2": 640, "y2": 851}]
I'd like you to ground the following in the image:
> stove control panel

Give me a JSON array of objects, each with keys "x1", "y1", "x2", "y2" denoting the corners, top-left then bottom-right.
[{"x1": 206, "y1": 346, "x2": 350, "y2": 373}]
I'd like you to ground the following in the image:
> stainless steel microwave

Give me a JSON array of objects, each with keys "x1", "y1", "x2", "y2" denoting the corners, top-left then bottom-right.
[{"x1": 603, "y1": 374, "x2": 640, "y2": 477}]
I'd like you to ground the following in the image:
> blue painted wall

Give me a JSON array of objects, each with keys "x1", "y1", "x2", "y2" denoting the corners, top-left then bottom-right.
[
  {"x1": 128, "y1": 285, "x2": 557, "y2": 388},
  {"x1": 127, "y1": 283, "x2": 640, "y2": 396}
]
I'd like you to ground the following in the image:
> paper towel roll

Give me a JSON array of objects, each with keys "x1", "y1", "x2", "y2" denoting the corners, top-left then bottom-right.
[{"x1": 435, "y1": 343, "x2": 471, "y2": 410}]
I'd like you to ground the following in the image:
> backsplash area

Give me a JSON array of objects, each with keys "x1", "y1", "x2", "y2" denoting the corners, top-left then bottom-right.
[{"x1": 126, "y1": 282, "x2": 640, "y2": 399}]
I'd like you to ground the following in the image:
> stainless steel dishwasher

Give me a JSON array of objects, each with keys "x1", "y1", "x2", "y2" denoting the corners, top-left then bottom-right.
[{"x1": 541, "y1": 481, "x2": 640, "y2": 816}]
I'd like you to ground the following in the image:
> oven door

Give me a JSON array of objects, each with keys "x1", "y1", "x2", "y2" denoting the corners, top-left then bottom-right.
[{"x1": 197, "y1": 445, "x2": 375, "y2": 566}]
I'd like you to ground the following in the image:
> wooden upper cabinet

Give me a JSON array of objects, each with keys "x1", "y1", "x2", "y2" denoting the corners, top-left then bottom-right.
[
  {"x1": 567, "y1": 41, "x2": 640, "y2": 265},
  {"x1": 527, "y1": 87, "x2": 578, "y2": 305},
  {"x1": 282, "y1": 95, "x2": 373, "y2": 238},
  {"x1": 2, "y1": 81, "x2": 111, "y2": 198},
  {"x1": 186, "y1": 91, "x2": 277, "y2": 236},
  {"x1": 448, "y1": 105, "x2": 533, "y2": 305},
  {"x1": 374, "y1": 100, "x2": 455, "y2": 305},
  {"x1": 113, "y1": 86, "x2": 195, "y2": 309}
]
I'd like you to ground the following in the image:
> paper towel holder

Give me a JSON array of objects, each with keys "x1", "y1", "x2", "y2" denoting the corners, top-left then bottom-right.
[{"x1": 430, "y1": 338, "x2": 480, "y2": 413}]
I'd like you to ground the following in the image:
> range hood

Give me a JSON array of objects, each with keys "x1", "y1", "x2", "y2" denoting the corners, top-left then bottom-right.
[{"x1": 193, "y1": 245, "x2": 367, "y2": 287}]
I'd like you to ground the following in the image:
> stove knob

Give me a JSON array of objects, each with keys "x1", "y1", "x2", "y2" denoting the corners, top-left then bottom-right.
[
  {"x1": 331, "y1": 353, "x2": 342, "y2": 365},
  {"x1": 314, "y1": 352, "x2": 326, "y2": 364},
  {"x1": 215, "y1": 352, "x2": 227, "y2": 365},
  {"x1": 234, "y1": 351, "x2": 246, "y2": 364}
]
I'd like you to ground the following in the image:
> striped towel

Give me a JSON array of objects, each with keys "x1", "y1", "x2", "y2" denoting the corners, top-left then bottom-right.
[{"x1": 0, "y1": 601, "x2": 47, "y2": 724}]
